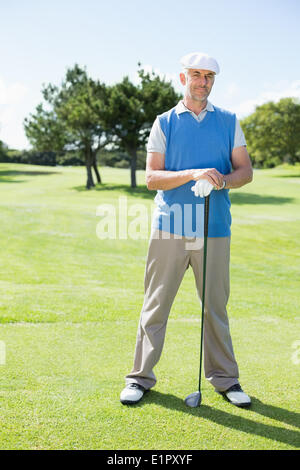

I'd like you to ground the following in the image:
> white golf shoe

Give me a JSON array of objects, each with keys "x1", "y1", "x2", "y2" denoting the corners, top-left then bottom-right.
[
  {"x1": 219, "y1": 384, "x2": 251, "y2": 408},
  {"x1": 120, "y1": 383, "x2": 147, "y2": 405}
]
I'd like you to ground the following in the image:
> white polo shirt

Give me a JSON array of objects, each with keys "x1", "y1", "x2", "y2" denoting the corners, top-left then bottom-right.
[{"x1": 147, "y1": 100, "x2": 246, "y2": 154}]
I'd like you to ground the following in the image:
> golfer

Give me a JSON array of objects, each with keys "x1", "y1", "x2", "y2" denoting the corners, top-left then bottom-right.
[{"x1": 120, "y1": 52, "x2": 253, "y2": 407}]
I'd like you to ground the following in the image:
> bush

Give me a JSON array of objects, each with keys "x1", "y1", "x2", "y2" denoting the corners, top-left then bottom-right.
[
  {"x1": 98, "y1": 149, "x2": 129, "y2": 167},
  {"x1": 56, "y1": 152, "x2": 84, "y2": 166},
  {"x1": 114, "y1": 159, "x2": 129, "y2": 168},
  {"x1": 137, "y1": 150, "x2": 146, "y2": 170},
  {"x1": 5, "y1": 150, "x2": 57, "y2": 166},
  {"x1": 1, "y1": 144, "x2": 147, "y2": 170},
  {"x1": 0, "y1": 140, "x2": 9, "y2": 162},
  {"x1": 97, "y1": 149, "x2": 146, "y2": 170},
  {"x1": 1, "y1": 149, "x2": 86, "y2": 167}
]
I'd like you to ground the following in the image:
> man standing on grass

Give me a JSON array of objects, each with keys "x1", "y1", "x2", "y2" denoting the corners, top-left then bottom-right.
[{"x1": 120, "y1": 52, "x2": 253, "y2": 407}]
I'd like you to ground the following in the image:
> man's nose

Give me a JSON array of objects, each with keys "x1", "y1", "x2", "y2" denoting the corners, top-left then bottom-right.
[{"x1": 199, "y1": 76, "x2": 207, "y2": 86}]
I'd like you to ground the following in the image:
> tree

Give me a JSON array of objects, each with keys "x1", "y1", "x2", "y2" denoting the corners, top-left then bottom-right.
[
  {"x1": 24, "y1": 65, "x2": 109, "y2": 189},
  {"x1": 104, "y1": 66, "x2": 181, "y2": 187},
  {"x1": 24, "y1": 64, "x2": 181, "y2": 188},
  {"x1": 24, "y1": 104, "x2": 68, "y2": 154},
  {"x1": 0, "y1": 139, "x2": 8, "y2": 160},
  {"x1": 241, "y1": 98, "x2": 300, "y2": 168}
]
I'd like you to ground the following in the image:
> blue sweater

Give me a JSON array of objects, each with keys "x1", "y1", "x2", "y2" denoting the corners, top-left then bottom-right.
[{"x1": 152, "y1": 105, "x2": 236, "y2": 237}]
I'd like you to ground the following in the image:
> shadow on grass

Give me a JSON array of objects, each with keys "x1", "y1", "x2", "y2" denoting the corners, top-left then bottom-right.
[
  {"x1": 270, "y1": 173, "x2": 300, "y2": 179},
  {"x1": 73, "y1": 183, "x2": 156, "y2": 199},
  {"x1": 230, "y1": 192, "x2": 294, "y2": 205},
  {"x1": 137, "y1": 391, "x2": 300, "y2": 448},
  {"x1": 0, "y1": 169, "x2": 60, "y2": 183},
  {"x1": 74, "y1": 183, "x2": 295, "y2": 206}
]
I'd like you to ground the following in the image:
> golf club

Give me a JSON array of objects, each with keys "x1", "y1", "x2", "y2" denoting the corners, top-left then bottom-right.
[{"x1": 185, "y1": 194, "x2": 210, "y2": 408}]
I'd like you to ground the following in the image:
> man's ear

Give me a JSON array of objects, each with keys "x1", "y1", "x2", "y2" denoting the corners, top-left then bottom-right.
[{"x1": 179, "y1": 72, "x2": 186, "y2": 86}]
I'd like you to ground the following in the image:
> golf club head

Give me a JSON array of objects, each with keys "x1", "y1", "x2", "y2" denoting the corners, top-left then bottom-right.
[{"x1": 184, "y1": 391, "x2": 202, "y2": 408}]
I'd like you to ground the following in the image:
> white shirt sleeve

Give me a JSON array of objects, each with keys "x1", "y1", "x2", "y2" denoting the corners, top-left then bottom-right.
[
  {"x1": 146, "y1": 117, "x2": 166, "y2": 154},
  {"x1": 233, "y1": 118, "x2": 247, "y2": 149}
]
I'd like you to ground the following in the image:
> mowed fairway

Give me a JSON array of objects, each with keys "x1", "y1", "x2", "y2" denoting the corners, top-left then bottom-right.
[{"x1": 0, "y1": 162, "x2": 299, "y2": 450}]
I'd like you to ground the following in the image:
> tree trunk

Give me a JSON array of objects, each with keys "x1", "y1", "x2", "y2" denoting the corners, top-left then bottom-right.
[
  {"x1": 85, "y1": 146, "x2": 95, "y2": 189},
  {"x1": 130, "y1": 149, "x2": 137, "y2": 188},
  {"x1": 86, "y1": 164, "x2": 95, "y2": 189},
  {"x1": 92, "y1": 151, "x2": 102, "y2": 184}
]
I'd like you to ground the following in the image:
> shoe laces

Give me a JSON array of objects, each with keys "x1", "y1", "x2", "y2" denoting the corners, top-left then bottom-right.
[
  {"x1": 227, "y1": 384, "x2": 243, "y2": 393},
  {"x1": 128, "y1": 383, "x2": 144, "y2": 390}
]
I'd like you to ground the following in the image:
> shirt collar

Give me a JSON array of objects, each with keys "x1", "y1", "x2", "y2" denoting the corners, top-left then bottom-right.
[{"x1": 175, "y1": 100, "x2": 214, "y2": 115}]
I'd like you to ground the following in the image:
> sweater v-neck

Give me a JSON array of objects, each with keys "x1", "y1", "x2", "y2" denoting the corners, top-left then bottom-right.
[{"x1": 185, "y1": 108, "x2": 213, "y2": 128}]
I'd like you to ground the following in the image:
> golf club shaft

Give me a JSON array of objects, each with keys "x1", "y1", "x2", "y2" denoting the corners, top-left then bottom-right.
[{"x1": 198, "y1": 195, "x2": 210, "y2": 392}]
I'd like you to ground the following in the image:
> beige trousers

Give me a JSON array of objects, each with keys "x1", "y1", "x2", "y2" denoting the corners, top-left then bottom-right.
[{"x1": 125, "y1": 230, "x2": 239, "y2": 392}]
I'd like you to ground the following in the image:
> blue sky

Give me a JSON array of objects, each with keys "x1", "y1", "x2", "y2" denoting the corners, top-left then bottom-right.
[{"x1": 1, "y1": 0, "x2": 299, "y2": 149}]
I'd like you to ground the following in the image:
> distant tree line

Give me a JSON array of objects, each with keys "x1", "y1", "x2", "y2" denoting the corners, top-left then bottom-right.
[
  {"x1": 1, "y1": 69, "x2": 299, "y2": 187},
  {"x1": 0, "y1": 147, "x2": 147, "y2": 169}
]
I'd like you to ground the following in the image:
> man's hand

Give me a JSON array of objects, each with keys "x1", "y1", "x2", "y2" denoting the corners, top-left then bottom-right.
[
  {"x1": 191, "y1": 179, "x2": 214, "y2": 198},
  {"x1": 191, "y1": 168, "x2": 224, "y2": 190}
]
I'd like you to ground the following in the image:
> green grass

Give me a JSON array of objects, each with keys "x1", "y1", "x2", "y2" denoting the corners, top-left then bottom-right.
[{"x1": 0, "y1": 162, "x2": 299, "y2": 450}]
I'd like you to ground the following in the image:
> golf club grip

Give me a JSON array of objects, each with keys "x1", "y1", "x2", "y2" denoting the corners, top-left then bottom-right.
[{"x1": 204, "y1": 195, "x2": 210, "y2": 238}]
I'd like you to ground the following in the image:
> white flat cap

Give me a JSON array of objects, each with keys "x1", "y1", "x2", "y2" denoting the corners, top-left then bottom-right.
[{"x1": 180, "y1": 52, "x2": 220, "y2": 74}]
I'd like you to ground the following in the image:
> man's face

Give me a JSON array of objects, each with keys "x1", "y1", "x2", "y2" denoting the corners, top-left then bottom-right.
[{"x1": 180, "y1": 68, "x2": 215, "y2": 102}]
